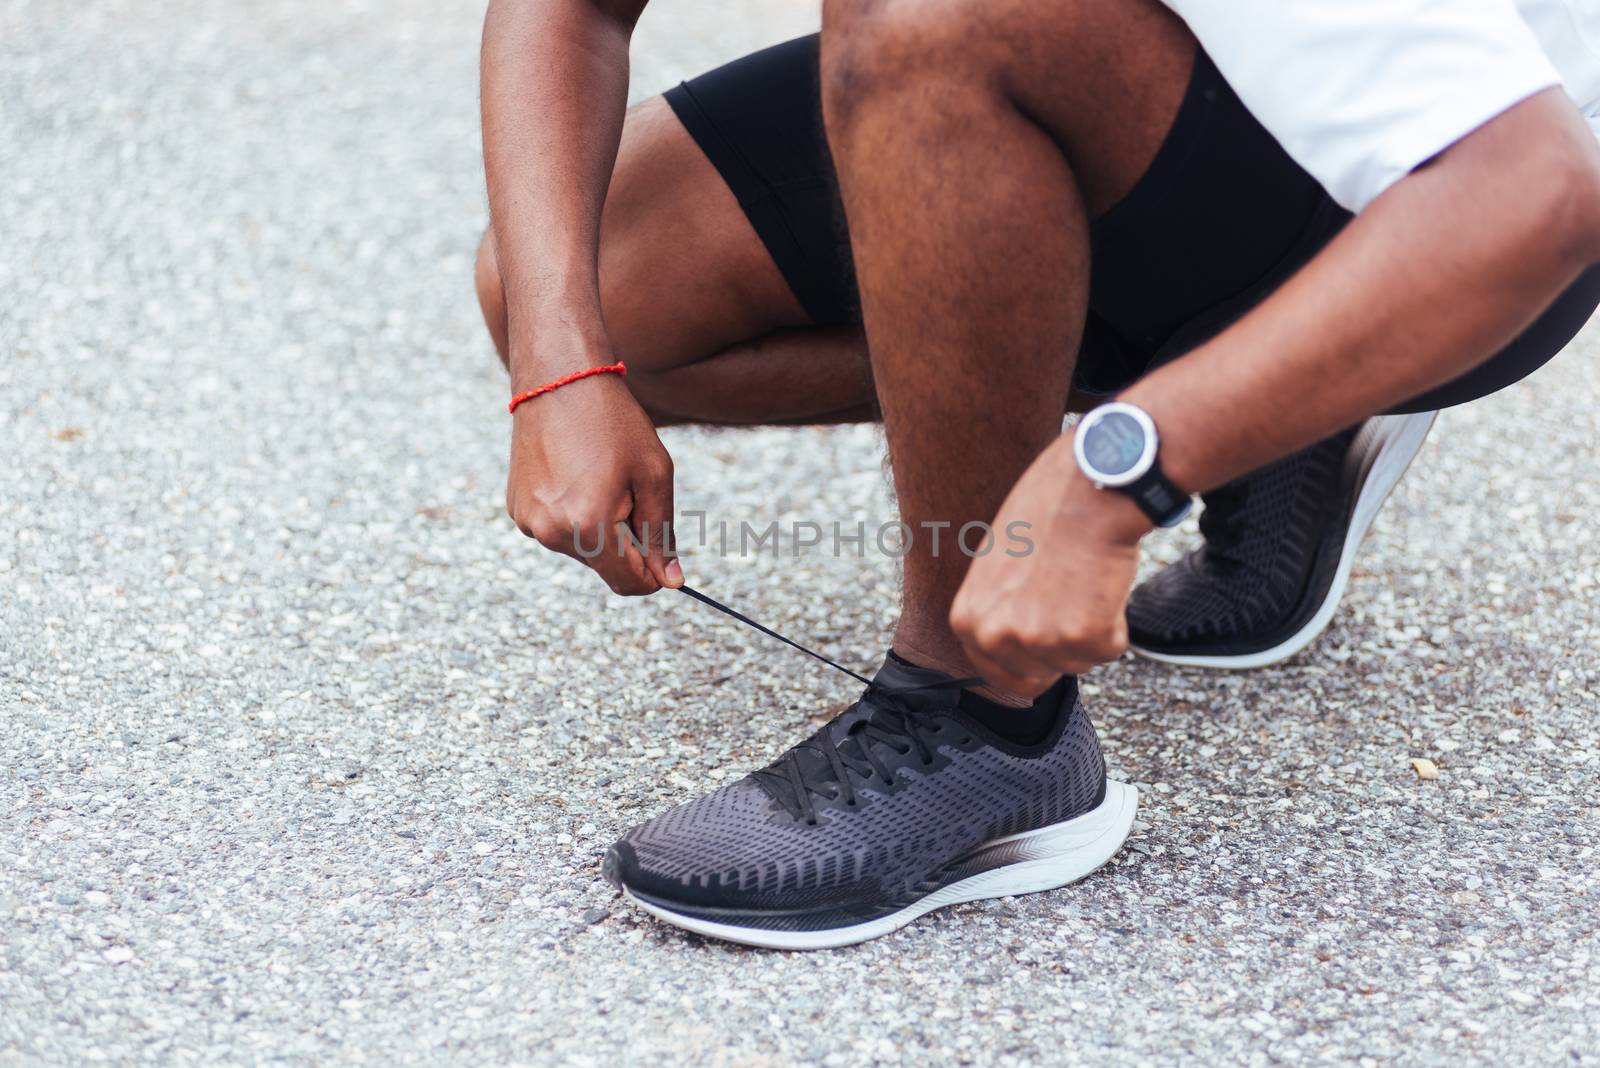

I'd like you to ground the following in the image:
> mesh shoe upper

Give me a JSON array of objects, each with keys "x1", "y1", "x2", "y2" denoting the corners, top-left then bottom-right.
[
  {"x1": 1126, "y1": 426, "x2": 1359, "y2": 652},
  {"x1": 604, "y1": 656, "x2": 1106, "y2": 926}
]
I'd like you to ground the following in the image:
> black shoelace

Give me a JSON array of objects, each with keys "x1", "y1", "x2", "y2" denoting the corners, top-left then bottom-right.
[
  {"x1": 677, "y1": 584, "x2": 873, "y2": 686},
  {"x1": 676, "y1": 585, "x2": 982, "y2": 824},
  {"x1": 750, "y1": 678, "x2": 982, "y2": 824}
]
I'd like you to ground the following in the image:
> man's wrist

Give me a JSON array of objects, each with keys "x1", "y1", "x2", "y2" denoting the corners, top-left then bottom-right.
[
  {"x1": 507, "y1": 322, "x2": 614, "y2": 395},
  {"x1": 1112, "y1": 386, "x2": 1208, "y2": 501},
  {"x1": 1054, "y1": 439, "x2": 1156, "y2": 544},
  {"x1": 510, "y1": 364, "x2": 633, "y2": 429}
]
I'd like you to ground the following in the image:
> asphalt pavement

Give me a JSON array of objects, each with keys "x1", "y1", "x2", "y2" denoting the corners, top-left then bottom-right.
[{"x1": 3, "y1": 2, "x2": 1598, "y2": 1064}]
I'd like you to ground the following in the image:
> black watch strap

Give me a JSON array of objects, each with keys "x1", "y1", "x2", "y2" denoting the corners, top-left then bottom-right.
[{"x1": 1119, "y1": 466, "x2": 1192, "y2": 528}]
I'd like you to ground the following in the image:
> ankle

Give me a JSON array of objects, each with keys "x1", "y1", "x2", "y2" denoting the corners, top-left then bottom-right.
[
  {"x1": 887, "y1": 640, "x2": 1034, "y2": 707},
  {"x1": 958, "y1": 673, "x2": 1075, "y2": 747},
  {"x1": 885, "y1": 646, "x2": 1073, "y2": 746},
  {"x1": 887, "y1": 630, "x2": 971, "y2": 676}
]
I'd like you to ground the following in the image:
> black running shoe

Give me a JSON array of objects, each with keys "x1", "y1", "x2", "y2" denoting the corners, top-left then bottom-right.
[
  {"x1": 603, "y1": 655, "x2": 1135, "y2": 949},
  {"x1": 1127, "y1": 411, "x2": 1437, "y2": 669}
]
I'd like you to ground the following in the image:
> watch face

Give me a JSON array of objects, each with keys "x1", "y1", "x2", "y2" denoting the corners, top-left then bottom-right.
[{"x1": 1081, "y1": 410, "x2": 1148, "y2": 479}]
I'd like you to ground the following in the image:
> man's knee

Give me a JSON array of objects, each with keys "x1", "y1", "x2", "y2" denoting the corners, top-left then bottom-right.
[
  {"x1": 619, "y1": 367, "x2": 684, "y2": 427},
  {"x1": 480, "y1": 223, "x2": 680, "y2": 420},
  {"x1": 475, "y1": 230, "x2": 509, "y2": 365},
  {"x1": 820, "y1": 0, "x2": 990, "y2": 130},
  {"x1": 475, "y1": 217, "x2": 683, "y2": 405}
]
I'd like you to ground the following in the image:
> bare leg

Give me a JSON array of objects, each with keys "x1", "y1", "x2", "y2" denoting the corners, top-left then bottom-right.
[
  {"x1": 821, "y1": 0, "x2": 1195, "y2": 687},
  {"x1": 477, "y1": 97, "x2": 874, "y2": 426}
]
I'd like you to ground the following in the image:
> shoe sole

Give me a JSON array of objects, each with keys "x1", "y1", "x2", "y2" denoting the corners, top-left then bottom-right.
[
  {"x1": 620, "y1": 779, "x2": 1138, "y2": 950},
  {"x1": 1130, "y1": 410, "x2": 1438, "y2": 671}
]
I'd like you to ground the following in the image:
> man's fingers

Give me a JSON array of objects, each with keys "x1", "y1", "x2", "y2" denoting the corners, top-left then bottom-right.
[
  {"x1": 963, "y1": 643, "x2": 1056, "y2": 701},
  {"x1": 631, "y1": 454, "x2": 682, "y2": 589},
  {"x1": 958, "y1": 624, "x2": 1059, "y2": 698},
  {"x1": 553, "y1": 518, "x2": 659, "y2": 596},
  {"x1": 956, "y1": 609, "x2": 1112, "y2": 694},
  {"x1": 591, "y1": 520, "x2": 660, "y2": 595},
  {"x1": 506, "y1": 483, "x2": 663, "y2": 594}
]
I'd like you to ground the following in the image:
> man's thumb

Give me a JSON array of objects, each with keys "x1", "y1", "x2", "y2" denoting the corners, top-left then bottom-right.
[{"x1": 632, "y1": 479, "x2": 682, "y2": 589}]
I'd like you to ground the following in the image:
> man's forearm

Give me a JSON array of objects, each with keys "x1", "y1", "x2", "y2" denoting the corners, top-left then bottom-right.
[
  {"x1": 481, "y1": 0, "x2": 643, "y2": 390},
  {"x1": 1121, "y1": 88, "x2": 1600, "y2": 499}
]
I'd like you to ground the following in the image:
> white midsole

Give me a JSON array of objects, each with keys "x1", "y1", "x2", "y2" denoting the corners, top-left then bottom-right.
[
  {"x1": 1131, "y1": 410, "x2": 1438, "y2": 671},
  {"x1": 624, "y1": 779, "x2": 1138, "y2": 951}
]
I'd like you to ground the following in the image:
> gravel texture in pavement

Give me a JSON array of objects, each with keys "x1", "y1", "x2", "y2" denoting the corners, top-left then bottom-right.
[{"x1": 4, "y1": 2, "x2": 1598, "y2": 1065}]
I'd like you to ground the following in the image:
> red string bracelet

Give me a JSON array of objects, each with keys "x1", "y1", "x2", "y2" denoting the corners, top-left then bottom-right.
[{"x1": 507, "y1": 361, "x2": 627, "y2": 414}]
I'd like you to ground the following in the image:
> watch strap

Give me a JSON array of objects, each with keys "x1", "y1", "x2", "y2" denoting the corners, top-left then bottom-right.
[{"x1": 1120, "y1": 466, "x2": 1192, "y2": 528}]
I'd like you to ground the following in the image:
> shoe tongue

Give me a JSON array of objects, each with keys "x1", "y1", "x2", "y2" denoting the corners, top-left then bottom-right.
[{"x1": 758, "y1": 654, "x2": 960, "y2": 789}]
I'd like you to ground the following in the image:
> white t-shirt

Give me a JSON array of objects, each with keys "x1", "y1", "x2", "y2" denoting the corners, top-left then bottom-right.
[{"x1": 1162, "y1": 0, "x2": 1600, "y2": 211}]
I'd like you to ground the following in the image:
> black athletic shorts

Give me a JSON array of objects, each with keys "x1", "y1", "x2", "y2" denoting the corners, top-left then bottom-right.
[{"x1": 665, "y1": 35, "x2": 1600, "y2": 412}]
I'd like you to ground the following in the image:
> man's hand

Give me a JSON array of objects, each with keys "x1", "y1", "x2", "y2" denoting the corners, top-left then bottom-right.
[
  {"x1": 483, "y1": 0, "x2": 662, "y2": 595},
  {"x1": 950, "y1": 436, "x2": 1150, "y2": 697},
  {"x1": 507, "y1": 370, "x2": 682, "y2": 595}
]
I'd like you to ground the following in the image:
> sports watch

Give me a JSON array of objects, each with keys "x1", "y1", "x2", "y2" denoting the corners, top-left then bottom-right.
[{"x1": 1072, "y1": 401, "x2": 1193, "y2": 528}]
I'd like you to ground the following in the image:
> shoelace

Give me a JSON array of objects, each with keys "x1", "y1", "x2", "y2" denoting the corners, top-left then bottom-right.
[
  {"x1": 750, "y1": 677, "x2": 982, "y2": 823},
  {"x1": 677, "y1": 585, "x2": 872, "y2": 686},
  {"x1": 676, "y1": 584, "x2": 982, "y2": 824}
]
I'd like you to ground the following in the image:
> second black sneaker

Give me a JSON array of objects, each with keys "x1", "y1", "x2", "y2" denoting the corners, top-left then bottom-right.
[
  {"x1": 1127, "y1": 411, "x2": 1437, "y2": 669},
  {"x1": 603, "y1": 654, "x2": 1135, "y2": 949}
]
